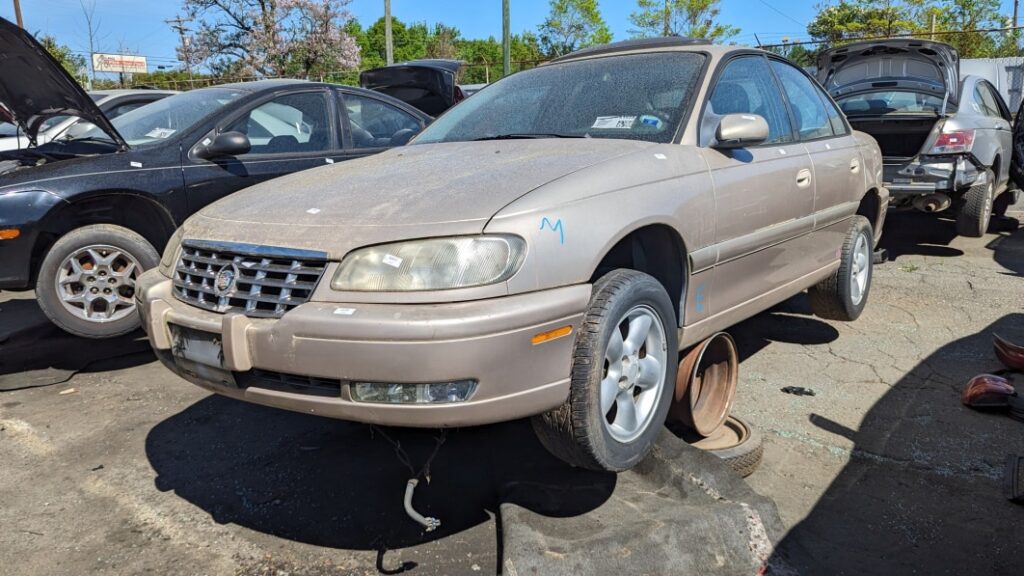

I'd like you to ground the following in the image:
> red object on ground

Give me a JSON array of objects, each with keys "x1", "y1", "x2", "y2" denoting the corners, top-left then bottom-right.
[{"x1": 961, "y1": 374, "x2": 1016, "y2": 408}]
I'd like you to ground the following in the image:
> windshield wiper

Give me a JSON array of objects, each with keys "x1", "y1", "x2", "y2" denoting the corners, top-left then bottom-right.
[{"x1": 473, "y1": 133, "x2": 585, "y2": 141}]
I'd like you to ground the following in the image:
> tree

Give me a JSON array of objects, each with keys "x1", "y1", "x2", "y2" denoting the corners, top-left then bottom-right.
[
  {"x1": 537, "y1": 0, "x2": 612, "y2": 57},
  {"x1": 79, "y1": 0, "x2": 107, "y2": 87},
  {"x1": 355, "y1": 16, "x2": 429, "y2": 69},
  {"x1": 38, "y1": 35, "x2": 87, "y2": 82},
  {"x1": 183, "y1": 0, "x2": 360, "y2": 76},
  {"x1": 629, "y1": 0, "x2": 739, "y2": 42},
  {"x1": 936, "y1": 0, "x2": 1007, "y2": 57},
  {"x1": 807, "y1": 0, "x2": 921, "y2": 44}
]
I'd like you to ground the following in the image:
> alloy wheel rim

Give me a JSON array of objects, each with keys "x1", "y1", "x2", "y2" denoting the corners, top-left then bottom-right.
[
  {"x1": 850, "y1": 233, "x2": 870, "y2": 306},
  {"x1": 55, "y1": 244, "x2": 141, "y2": 323},
  {"x1": 600, "y1": 304, "x2": 668, "y2": 443}
]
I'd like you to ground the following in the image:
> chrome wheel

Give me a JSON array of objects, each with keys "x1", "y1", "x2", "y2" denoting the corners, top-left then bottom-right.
[
  {"x1": 55, "y1": 244, "x2": 140, "y2": 322},
  {"x1": 850, "y1": 232, "x2": 870, "y2": 306},
  {"x1": 600, "y1": 304, "x2": 668, "y2": 443}
]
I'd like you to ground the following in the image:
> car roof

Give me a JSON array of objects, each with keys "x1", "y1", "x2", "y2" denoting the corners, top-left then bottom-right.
[
  {"x1": 211, "y1": 78, "x2": 330, "y2": 92},
  {"x1": 552, "y1": 37, "x2": 748, "y2": 63}
]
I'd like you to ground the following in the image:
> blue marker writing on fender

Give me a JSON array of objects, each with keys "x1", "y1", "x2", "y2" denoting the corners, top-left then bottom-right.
[
  {"x1": 539, "y1": 217, "x2": 565, "y2": 244},
  {"x1": 694, "y1": 284, "x2": 706, "y2": 313}
]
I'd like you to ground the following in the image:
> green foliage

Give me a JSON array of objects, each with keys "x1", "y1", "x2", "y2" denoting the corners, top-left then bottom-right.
[
  {"x1": 37, "y1": 35, "x2": 87, "y2": 83},
  {"x1": 537, "y1": 0, "x2": 613, "y2": 57},
  {"x1": 629, "y1": 0, "x2": 739, "y2": 42}
]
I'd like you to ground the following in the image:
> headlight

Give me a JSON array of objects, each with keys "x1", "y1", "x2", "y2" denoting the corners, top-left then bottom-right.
[
  {"x1": 159, "y1": 227, "x2": 184, "y2": 276},
  {"x1": 331, "y1": 235, "x2": 526, "y2": 291}
]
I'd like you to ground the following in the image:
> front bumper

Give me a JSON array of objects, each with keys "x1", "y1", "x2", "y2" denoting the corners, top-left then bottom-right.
[
  {"x1": 884, "y1": 155, "x2": 980, "y2": 197},
  {"x1": 138, "y1": 270, "x2": 589, "y2": 428}
]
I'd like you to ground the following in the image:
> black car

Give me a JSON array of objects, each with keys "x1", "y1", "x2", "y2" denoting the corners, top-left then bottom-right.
[{"x1": 0, "y1": 19, "x2": 430, "y2": 338}]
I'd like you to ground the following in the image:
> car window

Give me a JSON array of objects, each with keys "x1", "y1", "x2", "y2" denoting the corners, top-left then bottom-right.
[
  {"x1": 707, "y1": 56, "x2": 793, "y2": 145},
  {"x1": 343, "y1": 93, "x2": 422, "y2": 149},
  {"x1": 105, "y1": 100, "x2": 152, "y2": 119},
  {"x1": 414, "y1": 52, "x2": 706, "y2": 145},
  {"x1": 975, "y1": 83, "x2": 1005, "y2": 119},
  {"x1": 225, "y1": 92, "x2": 332, "y2": 155},
  {"x1": 769, "y1": 60, "x2": 834, "y2": 140}
]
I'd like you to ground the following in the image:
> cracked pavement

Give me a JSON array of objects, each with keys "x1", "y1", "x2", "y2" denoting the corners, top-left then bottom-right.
[{"x1": 1, "y1": 210, "x2": 1021, "y2": 575}]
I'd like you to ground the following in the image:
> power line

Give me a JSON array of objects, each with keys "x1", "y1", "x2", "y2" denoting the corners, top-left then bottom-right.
[{"x1": 756, "y1": 0, "x2": 805, "y2": 28}]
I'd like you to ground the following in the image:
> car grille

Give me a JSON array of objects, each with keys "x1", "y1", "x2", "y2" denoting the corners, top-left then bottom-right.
[{"x1": 172, "y1": 241, "x2": 328, "y2": 319}]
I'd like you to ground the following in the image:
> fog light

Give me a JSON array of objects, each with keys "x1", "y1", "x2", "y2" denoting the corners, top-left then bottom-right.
[{"x1": 351, "y1": 380, "x2": 477, "y2": 404}]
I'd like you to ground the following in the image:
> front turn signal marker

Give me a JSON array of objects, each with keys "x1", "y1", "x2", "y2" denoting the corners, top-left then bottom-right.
[
  {"x1": 532, "y1": 325, "x2": 573, "y2": 346},
  {"x1": 0, "y1": 229, "x2": 20, "y2": 240}
]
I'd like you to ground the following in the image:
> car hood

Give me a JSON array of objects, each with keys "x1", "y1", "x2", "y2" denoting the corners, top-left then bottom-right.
[
  {"x1": 360, "y1": 60, "x2": 461, "y2": 116},
  {"x1": 0, "y1": 18, "x2": 126, "y2": 148},
  {"x1": 187, "y1": 138, "x2": 653, "y2": 258},
  {"x1": 817, "y1": 39, "x2": 959, "y2": 108}
]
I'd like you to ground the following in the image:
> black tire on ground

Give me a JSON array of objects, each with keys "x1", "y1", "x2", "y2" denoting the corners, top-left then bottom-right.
[
  {"x1": 35, "y1": 224, "x2": 159, "y2": 339},
  {"x1": 691, "y1": 416, "x2": 764, "y2": 478},
  {"x1": 808, "y1": 215, "x2": 874, "y2": 322},
  {"x1": 532, "y1": 269, "x2": 679, "y2": 472},
  {"x1": 956, "y1": 170, "x2": 995, "y2": 237}
]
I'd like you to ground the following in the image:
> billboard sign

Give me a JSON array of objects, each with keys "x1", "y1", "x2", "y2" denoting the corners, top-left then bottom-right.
[{"x1": 92, "y1": 53, "x2": 147, "y2": 74}]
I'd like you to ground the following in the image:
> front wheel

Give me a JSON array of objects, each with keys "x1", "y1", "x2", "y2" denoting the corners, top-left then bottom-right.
[
  {"x1": 808, "y1": 216, "x2": 873, "y2": 322},
  {"x1": 532, "y1": 269, "x2": 678, "y2": 472},
  {"x1": 35, "y1": 224, "x2": 159, "y2": 339}
]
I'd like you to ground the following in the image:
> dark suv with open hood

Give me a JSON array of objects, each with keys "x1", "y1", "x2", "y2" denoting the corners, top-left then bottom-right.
[
  {"x1": 818, "y1": 39, "x2": 1019, "y2": 237},
  {"x1": 0, "y1": 19, "x2": 429, "y2": 338}
]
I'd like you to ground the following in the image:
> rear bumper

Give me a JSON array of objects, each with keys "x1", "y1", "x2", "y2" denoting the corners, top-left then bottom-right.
[
  {"x1": 884, "y1": 155, "x2": 980, "y2": 197},
  {"x1": 137, "y1": 270, "x2": 590, "y2": 428}
]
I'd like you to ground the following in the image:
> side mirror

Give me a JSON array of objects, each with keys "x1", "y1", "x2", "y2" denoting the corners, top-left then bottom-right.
[
  {"x1": 197, "y1": 131, "x2": 251, "y2": 159},
  {"x1": 713, "y1": 114, "x2": 769, "y2": 149}
]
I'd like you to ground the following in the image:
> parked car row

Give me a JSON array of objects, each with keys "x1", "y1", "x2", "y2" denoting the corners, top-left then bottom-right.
[{"x1": 0, "y1": 20, "x2": 1014, "y2": 472}]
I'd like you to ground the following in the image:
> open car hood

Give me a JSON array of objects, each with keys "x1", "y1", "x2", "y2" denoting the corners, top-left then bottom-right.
[
  {"x1": 0, "y1": 18, "x2": 126, "y2": 148},
  {"x1": 360, "y1": 59, "x2": 462, "y2": 117},
  {"x1": 817, "y1": 39, "x2": 959, "y2": 109}
]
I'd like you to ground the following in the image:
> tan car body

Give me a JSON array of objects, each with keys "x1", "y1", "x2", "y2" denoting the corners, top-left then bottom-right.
[{"x1": 138, "y1": 43, "x2": 887, "y2": 427}]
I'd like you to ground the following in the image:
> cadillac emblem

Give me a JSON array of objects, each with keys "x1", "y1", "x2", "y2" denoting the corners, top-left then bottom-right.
[{"x1": 213, "y1": 264, "x2": 239, "y2": 297}]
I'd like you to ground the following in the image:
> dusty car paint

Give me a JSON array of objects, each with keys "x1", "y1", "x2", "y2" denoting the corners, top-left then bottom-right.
[{"x1": 140, "y1": 41, "x2": 887, "y2": 429}]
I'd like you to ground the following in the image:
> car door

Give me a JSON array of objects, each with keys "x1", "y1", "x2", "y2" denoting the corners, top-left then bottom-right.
[
  {"x1": 974, "y1": 80, "x2": 1013, "y2": 186},
  {"x1": 700, "y1": 54, "x2": 814, "y2": 317},
  {"x1": 183, "y1": 88, "x2": 343, "y2": 213},
  {"x1": 769, "y1": 58, "x2": 863, "y2": 267},
  {"x1": 336, "y1": 91, "x2": 426, "y2": 161}
]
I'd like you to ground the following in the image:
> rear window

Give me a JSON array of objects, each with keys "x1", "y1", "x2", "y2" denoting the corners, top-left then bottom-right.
[{"x1": 837, "y1": 91, "x2": 945, "y2": 116}]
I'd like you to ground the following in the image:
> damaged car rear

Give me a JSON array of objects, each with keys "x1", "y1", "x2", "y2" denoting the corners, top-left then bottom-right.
[{"x1": 818, "y1": 39, "x2": 1017, "y2": 236}]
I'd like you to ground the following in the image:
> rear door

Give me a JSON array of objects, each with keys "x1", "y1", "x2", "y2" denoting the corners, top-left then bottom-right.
[
  {"x1": 700, "y1": 54, "x2": 814, "y2": 317},
  {"x1": 183, "y1": 88, "x2": 343, "y2": 213},
  {"x1": 973, "y1": 80, "x2": 1013, "y2": 185},
  {"x1": 769, "y1": 58, "x2": 864, "y2": 263},
  {"x1": 336, "y1": 91, "x2": 426, "y2": 161}
]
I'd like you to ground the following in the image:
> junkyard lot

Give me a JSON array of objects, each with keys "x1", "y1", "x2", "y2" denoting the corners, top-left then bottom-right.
[{"x1": 1, "y1": 211, "x2": 1022, "y2": 576}]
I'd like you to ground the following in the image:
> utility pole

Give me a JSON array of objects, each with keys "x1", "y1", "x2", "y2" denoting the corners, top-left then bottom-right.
[
  {"x1": 1015, "y1": 0, "x2": 1020, "y2": 29},
  {"x1": 930, "y1": 13, "x2": 936, "y2": 41},
  {"x1": 166, "y1": 15, "x2": 195, "y2": 84},
  {"x1": 384, "y1": 0, "x2": 393, "y2": 65},
  {"x1": 12, "y1": 0, "x2": 23, "y2": 28},
  {"x1": 502, "y1": 0, "x2": 510, "y2": 77},
  {"x1": 663, "y1": 0, "x2": 670, "y2": 37}
]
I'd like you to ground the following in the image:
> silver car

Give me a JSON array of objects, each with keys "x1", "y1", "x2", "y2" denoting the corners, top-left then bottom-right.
[
  {"x1": 818, "y1": 39, "x2": 1019, "y2": 236},
  {"x1": 139, "y1": 39, "x2": 886, "y2": 472}
]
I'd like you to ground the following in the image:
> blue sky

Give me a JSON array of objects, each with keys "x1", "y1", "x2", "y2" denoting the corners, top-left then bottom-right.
[{"x1": 0, "y1": 0, "x2": 1018, "y2": 70}]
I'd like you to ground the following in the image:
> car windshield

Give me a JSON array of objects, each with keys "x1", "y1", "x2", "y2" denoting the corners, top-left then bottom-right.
[
  {"x1": 74, "y1": 88, "x2": 245, "y2": 147},
  {"x1": 414, "y1": 52, "x2": 706, "y2": 145},
  {"x1": 837, "y1": 91, "x2": 945, "y2": 116}
]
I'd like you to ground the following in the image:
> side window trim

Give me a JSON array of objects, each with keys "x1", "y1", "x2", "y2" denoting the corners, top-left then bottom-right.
[
  {"x1": 701, "y1": 53, "x2": 796, "y2": 148},
  {"x1": 213, "y1": 88, "x2": 339, "y2": 157}
]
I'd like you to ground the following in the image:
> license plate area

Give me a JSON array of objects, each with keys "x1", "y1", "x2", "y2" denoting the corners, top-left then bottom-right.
[{"x1": 169, "y1": 325, "x2": 236, "y2": 388}]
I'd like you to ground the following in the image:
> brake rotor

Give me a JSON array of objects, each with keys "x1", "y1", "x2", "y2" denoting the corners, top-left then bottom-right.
[{"x1": 668, "y1": 332, "x2": 739, "y2": 437}]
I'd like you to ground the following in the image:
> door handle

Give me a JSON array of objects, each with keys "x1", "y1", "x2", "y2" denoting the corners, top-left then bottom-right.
[
  {"x1": 850, "y1": 158, "x2": 861, "y2": 173},
  {"x1": 796, "y1": 168, "x2": 812, "y2": 188}
]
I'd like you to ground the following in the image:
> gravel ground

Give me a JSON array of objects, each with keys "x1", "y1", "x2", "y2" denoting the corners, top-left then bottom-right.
[{"x1": 1, "y1": 210, "x2": 1021, "y2": 576}]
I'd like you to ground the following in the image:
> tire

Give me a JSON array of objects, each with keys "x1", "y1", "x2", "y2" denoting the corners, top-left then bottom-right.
[
  {"x1": 532, "y1": 269, "x2": 679, "y2": 472},
  {"x1": 691, "y1": 416, "x2": 763, "y2": 478},
  {"x1": 808, "y1": 215, "x2": 873, "y2": 322},
  {"x1": 956, "y1": 170, "x2": 995, "y2": 237},
  {"x1": 35, "y1": 224, "x2": 159, "y2": 339}
]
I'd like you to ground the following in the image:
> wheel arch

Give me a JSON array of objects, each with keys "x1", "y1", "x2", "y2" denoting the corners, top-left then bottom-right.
[
  {"x1": 588, "y1": 223, "x2": 690, "y2": 327},
  {"x1": 856, "y1": 188, "x2": 886, "y2": 247},
  {"x1": 31, "y1": 191, "x2": 177, "y2": 283}
]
